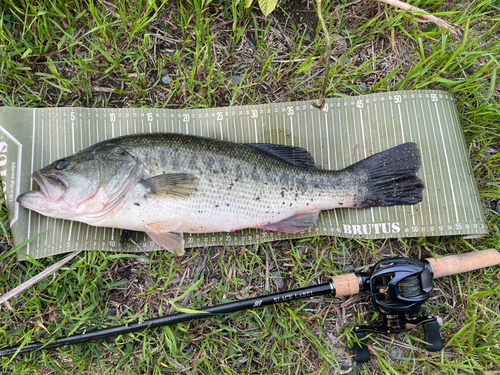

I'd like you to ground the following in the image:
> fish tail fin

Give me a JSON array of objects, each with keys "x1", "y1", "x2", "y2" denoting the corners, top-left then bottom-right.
[{"x1": 352, "y1": 142, "x2": 424, "y2": 208}]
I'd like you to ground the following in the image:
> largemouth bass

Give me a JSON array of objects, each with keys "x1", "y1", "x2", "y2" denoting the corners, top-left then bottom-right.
[{"x1": 17, "y1": 134, "x2": 424, "y2": 254}]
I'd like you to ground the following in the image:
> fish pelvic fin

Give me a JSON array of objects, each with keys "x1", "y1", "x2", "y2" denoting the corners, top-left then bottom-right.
[
  {"x1": 142, "y1": 173, "x2": 199, "y2": 198},
  {"x1": 147, "y1": 231, "x2": 185, "y2": 255},
  {"x1": 351, "y1": 142, "x2": 424, "y2": 208},
  {"x1": 145, "y1": 219, "x2": 185, "y2": 255},
  {"x1": 254, "y1": 211, "x2": 320, "y2": 233}
]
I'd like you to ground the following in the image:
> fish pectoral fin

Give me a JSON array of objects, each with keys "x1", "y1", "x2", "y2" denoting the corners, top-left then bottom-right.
[
  {"x1": 141, "y1": 173, "x2": 199, "y2": 198},
  {"x1": 244, "y1": 143, "x2": 315, "y2": 168},
  {"x1": 254, "y1": 211, "x2": 320, "y2": 233},
  {"x1": 146, "y1": 231, "x2": 185, "y2": 255}
]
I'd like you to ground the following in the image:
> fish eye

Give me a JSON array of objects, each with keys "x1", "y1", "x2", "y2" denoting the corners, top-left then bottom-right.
[{"x1": 56, "y1": 158, "x2": 69, "y2": 170}]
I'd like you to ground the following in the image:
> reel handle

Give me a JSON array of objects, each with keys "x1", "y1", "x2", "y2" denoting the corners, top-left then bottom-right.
[
  {"x1": 353, "y1": 329, "x2": 370, "y2": 363},
  {"x1": 423, "y1": 319, "x2": 444, "y2": 352}
]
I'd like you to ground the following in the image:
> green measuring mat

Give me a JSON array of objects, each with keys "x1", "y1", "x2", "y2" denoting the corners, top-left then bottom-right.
[{"x1": 0, "y1": 90, "x2": 488, "y2": 260}]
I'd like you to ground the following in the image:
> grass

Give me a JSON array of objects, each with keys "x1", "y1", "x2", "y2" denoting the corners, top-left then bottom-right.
[{"x1": 1, "y1": 0, "x2": 500, "y2": 373}]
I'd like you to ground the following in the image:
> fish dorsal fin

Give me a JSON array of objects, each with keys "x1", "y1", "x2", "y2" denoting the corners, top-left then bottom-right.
[
  {"x1": 245, "y1": 143, "x2": 315, "y2": 168},
  {"x1": 141, "y1": 173, "x2": 199, "y2": 198},
  {"x1": 254, "y1": 211, "x2": 320, "y2": 233}
]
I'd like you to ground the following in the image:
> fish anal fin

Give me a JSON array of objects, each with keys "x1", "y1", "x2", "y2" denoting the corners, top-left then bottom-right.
[
  {"x1": 147, "y1": 231, "x2": 185, "y2": 255},
  {"x1": 245, "y1": 143, "x2": 315, "y2": 168},
  {"x1": 254, "y1": 211, "x2": 320, "y2": 233},
  {"x1": 142, "y1": 173, "x2": 199, "y2": 198}
]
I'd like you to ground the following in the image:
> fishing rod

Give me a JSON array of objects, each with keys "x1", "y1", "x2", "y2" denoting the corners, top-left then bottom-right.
[{"x1": 1, "y1": 249, "x2": 499, "y2": 362}]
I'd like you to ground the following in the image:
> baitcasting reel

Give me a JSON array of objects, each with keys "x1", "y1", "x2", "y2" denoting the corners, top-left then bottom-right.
[{"x1": 352, "y1": 258, "x2": 443, "y2": 363}]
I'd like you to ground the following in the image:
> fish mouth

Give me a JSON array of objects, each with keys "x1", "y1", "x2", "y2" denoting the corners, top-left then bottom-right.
[{"x1": 30, "y1": 171, "x2": 67, "y2": 202}]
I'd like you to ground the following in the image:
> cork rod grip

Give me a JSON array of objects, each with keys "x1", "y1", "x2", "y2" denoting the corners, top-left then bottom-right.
[
  {"x1": 426, "y1": 249, "x2": 500, "y2": 279},
  {"x1": 331, "y1": 273, "x2": 360, "y2": 297}
]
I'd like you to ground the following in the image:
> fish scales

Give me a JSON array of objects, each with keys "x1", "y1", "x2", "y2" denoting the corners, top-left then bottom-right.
[
  {"x1": 99, "y1": 134, "x2": 357, "y2": 232},
  {"x1": 17, "y1": 133, "x2": 424, "y2": 254}
]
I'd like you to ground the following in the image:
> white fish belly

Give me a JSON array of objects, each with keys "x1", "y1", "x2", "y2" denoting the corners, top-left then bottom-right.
[{"x1": 88, "y1": 174, "x2": 348, "y2": 234}]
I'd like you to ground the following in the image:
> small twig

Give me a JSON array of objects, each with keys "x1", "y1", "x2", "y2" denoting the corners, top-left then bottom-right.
[
  {"x1": 167, "y1": 268, "x2": 189, "y2": 315},
  {"x1": 272, "y1": 56, "x2": 321, "y2": 63},
  {"x1": 265, "y1": 252, "x2": 270, "y2": 293},
  {"x1": 0, "y1": 251, "x2": 82, "y2": 305},
  {"x1": 181, "y1": 254, "x2": 209, "y2": 307},
  {"x1": 376, "y1": 0, "x2": 461, "y2": 39},
  {"x1": 345, "y1": 0, "x2": 363, "y2": 6},
  {"x1": 354, "y1": 263, "x2": 375, "y2": 272},
  {"x1": 312, "y1": 0, "x2": 332, "y2": 110},
  {"x1": 302, "y1": 297, "x2": 367, "y2": 320}
]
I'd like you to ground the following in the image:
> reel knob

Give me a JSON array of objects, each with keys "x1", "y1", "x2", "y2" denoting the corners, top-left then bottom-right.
[
  {"x1": 353, "y1": 328, "x2": 370, "y2": 363},
  {"x1": 423, "y1": 319, "x2": 444, "y2": 351}
]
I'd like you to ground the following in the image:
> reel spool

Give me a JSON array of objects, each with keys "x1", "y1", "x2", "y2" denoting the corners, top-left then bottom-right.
[{"x1": 353, "y1": 258, "x2": 443, "y2": 363}]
